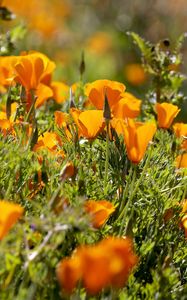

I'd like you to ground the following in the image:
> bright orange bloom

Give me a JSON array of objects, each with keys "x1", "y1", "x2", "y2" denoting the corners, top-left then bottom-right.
[
  {"x1": 123, "y1": 119, "x2": 157, "y2": 163},
  {"x1": 112, "y1": 92, "x2": 142, "y2": 119},
  {"x1": 33, "y1": 132, "x2": 63, "y2": 157},
  {"x1": 175, "y1": 153, "x2": 187, "y2": 168},
  {"x1": 173, "y1": 122, "x2": 187, "y2": 150},
  {"x1": 110, "y1": 118, "x2": 126, "y2": 137},
  {"x1": 84, "y1": 200, "x2": 115, "y2": 228},
  {"x1": 70, "y1": 108, "x2": 105, "y2": 139},
  {"x1": 125, "y1": 63, "x2": 146, "y2": 86},
  {"x1": 57, "y1": 236, "x2": 138, "y2": 295},
  {"x1": 173, "y1": 123, "x2": 187, "y2": 138},
  {"x1": 54, "y1": 111, "x2": 70, "y2": 128},
  {"x1": 84, "y1": 79, "x2": 126, "y2": 110},
  {"x1": 0, "y1": 200, "x2": 24, "y2": 240},
  {"x1": 13, "y1": 51, "x2": 55, "y2": 90},
  {"x1": 0, "y1": 119, "x2": 13, "y2": 136},
  {"x1": 155, "y1": 102, "x2": 180, "y2": 129}
]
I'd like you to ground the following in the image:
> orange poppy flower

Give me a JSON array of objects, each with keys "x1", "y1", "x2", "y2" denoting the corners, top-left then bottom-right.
[
  {"x1": 13, "y1": 52, "x2": 55, "y2": 91},
  {"x1": 155, "y1": 102, "x2": 180, "y2": 129},
  {"x1": 123, "y1": 119, "x2": 157, "y2": 163},
  {"x1": 70, "y1": 108, "x2": 105, "y2": 139},
  {"x1": 173, "y1": 123, "x2": 187, "y2": 138},
  {"x1": 84, "y1": 200, "x2": 115, "y2": 228},
  {"x1": 84, "y1": 79, "x2": 125, "y2": 110},
  {"x1": 0, "y1": 119, "x2": 13, "y2": 136},
  {"x1": 54, "y1": 111, "x2": 70, "y2": 128},
  {"x1": 33, "y1": 131, "x2": 63, "y2": 157},
  {"x1": 35, "y1": 83, "x2": 53, "y2": 108},
  {"x1": 110, "y1": 117, "x2": 126, "y2": 137},
  {"x1": 175, "y1": 153, "x2": 187, "y2": 168},
  {"x1": 112, "y1": 92, "x2": 142, "y2": 119},
  {"x1": 57, "y1": 236, "x2": 138, "y2": 295},
  {"x1": 0, "y1": 55, "x2": 20, "y2": 92},
  {"x1": 0, "y1": 200, "x2": 24, "y2": 240}
]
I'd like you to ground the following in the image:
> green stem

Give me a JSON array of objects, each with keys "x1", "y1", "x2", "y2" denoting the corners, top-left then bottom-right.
[
  {"x1": 118, "y1": 147, "x2": 152, "y2": 236},
  {"x1": 104, "y1": 120, "x2": 110, "y2": 195}
]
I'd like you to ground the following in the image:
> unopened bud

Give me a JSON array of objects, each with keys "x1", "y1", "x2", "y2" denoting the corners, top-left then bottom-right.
[{"x1": 103, "y1": 92, "x2": 111, "y2": 120}]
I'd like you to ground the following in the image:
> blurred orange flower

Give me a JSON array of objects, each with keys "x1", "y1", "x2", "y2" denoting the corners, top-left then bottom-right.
[
  {"x1": 155, "y1": 102, "x2": 180, "y2": 129},
  {"x1": 86, "y1": 32, "x2": 113, "y2": 54},
  {"x1": 57, "y1": 236, "x2": 138, "y2": 295},
  {"x1": 84, "y1": 200, "x2": 115, "y2": 228},
  {"x1": 125, "y1": 63, "x2": 147, "y2": 86},
  {"x1": 0, "y1": 200, "x2": 24, "y2": 240},
  {"x1": 123, "y1": 119, "x2": 157, "y2": 163},
  {"x1": 85, "y1": 79, "x2": 125, "y2": 110},
  {"x1": 70, "y1": 108, "x2": 105, "y2": 139}
]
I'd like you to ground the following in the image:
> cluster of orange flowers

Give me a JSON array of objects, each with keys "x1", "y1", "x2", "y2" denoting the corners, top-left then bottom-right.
[
  {"x1": 1, "y1": 49, "x2": 187, "y2": 296},
  {"x1": 57, "y1": 236, "x2": 138, "y2": 295},
  {"x1": 0, "y1": 51, "x2": 182, "y2": 165}
]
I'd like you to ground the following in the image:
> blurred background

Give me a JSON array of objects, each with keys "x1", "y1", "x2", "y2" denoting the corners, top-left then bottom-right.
[{"x1": 1, "y1": 0, "x2": 187, "y2": 95}]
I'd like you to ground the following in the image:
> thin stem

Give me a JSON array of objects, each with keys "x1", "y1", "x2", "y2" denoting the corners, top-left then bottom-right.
[
  {"x1": 104, "y1": 120, "x2": 110, "y2": 195},
  {"x1": 118, "y1": 146, "x2": 152, "y2": 236}
]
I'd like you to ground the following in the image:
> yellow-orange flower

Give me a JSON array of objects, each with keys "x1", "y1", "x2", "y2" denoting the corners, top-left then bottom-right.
[
  {"x1": 0, "y1": 200, "x2": 24, "y2": 240},
  {"x1": 84, "y1": 200, "x2": 115, "y2": 228},
  {"x1": 33, "y1": 131, "x2": 63, "y2": 157},
  {"x1": 155, "y1": 102, "x2": 180, "y2": 129},
  {"x1": 173, "y1": 123, "x2": 187, "y2": 138},
  {"x1": 70, "y1": 108, "x2": 105, "y2": 139},
  {"x1": 85, "y1": 79, "x2": 125, "y2": 110},
  {"x1": 56, "y1": 236, "x2": 138, "y2": 295},
  {"x1": 175, "y1": 153, "x2": 187, "y2": 168},
  {"x1": 180, "y1": 200, "x2": 187, "y2": 237},
  {"x1": 123, "y1": 119, "x2": 157, "y2": 163},
  {"x1": 112, "y1": 92, "x2": 142, "y2": 119},
  {"x1": 13, "y1": 51, "x2": 55, "y2": 91},
  {"x1": 125, "y1": 63, "x2": 146, "y2": 86}
]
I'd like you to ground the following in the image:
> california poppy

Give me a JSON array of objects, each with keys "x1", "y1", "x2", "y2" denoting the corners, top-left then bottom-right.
[
  {"x1": 33, "y1": 131, "x2": 63, "y2": 158},
  {"x1": 175, "y1": 153, "x2": 187, "y2": 168},
  {"x1": 173, "y1": 123, "x2": 187, "y2": 138},
  {"x1": 84, "y1": 79, "x2": 125, "y2": 110},
  {"x1": 0, "y1": 200, "x2": 24, "y2": 240},
  {"x1": 123, "y1": 119, "x2": 157, "y2": 163},
  {"x1": 84, "y1": 200, "x2": 115, "y2": 228},
  {"x1": 112, "y1": 92, "x2": 142, "y2": 119},
  {"x1": 70, "y1": 108, "x2": 105, "y2": 139},
  {"x1": 155, "y1": 102, "x2": 180, "y2": 129}
]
